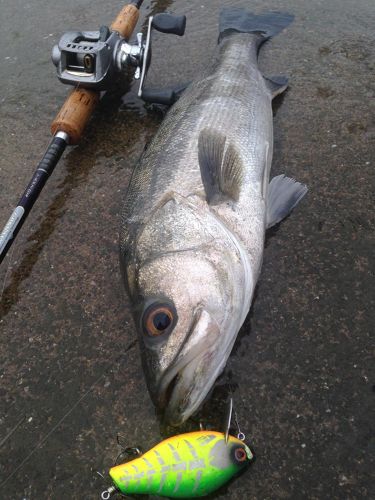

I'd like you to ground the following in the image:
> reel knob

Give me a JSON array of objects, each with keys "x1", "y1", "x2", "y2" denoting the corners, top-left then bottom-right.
[
  {"x1": 141, "y1": 82, "x2": 188, "y2": 106},
  {"x1": 152, "y1": 13, "x2": 186, "y2": 36}
]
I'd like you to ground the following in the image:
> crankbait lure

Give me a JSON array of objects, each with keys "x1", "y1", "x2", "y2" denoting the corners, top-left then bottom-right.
[{"x1": 101, "y1": 430, "x2": 253, "y2": 498}]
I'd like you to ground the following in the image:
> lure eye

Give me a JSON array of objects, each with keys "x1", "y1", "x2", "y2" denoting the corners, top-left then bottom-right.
[
  {"x1": 232, "y1": 446, "x2": 248, "y2": 464},
  {"x1": 142, "y1": 302, "x2": 177, "y2": 337}
]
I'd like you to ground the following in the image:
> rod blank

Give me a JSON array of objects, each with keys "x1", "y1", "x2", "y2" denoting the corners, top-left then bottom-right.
[{"x1": 0, "y1": 134, "x2": 68, "y2": 264}]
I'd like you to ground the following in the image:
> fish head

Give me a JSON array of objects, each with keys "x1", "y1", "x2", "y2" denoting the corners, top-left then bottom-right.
[
  {"x1": 136, "y1": 253, "x2": 228, "y2": 424},
  {"x1": 124, "y1": 195, "x2": 251, "y2": 425}
]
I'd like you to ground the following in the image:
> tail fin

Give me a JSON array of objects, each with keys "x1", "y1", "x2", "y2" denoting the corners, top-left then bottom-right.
[{"x1": 219, "y1": 9, "x2": 294, "y2": 45}]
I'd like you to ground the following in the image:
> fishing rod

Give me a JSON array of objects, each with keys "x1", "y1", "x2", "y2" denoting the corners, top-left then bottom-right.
[{"x1": 0, "y1": 0, "x2": 186, "y2": 265}]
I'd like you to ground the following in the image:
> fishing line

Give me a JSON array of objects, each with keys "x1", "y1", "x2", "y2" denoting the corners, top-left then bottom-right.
[
  {"x1": 0, "y1": 340, "x2": 138, "y2": 490},
  {"x1": 0, "y1": 373, "x2": 105, "y2": 489},
  {"x1": 0, "y1": 416, "x2": 26, "y2": 449}
]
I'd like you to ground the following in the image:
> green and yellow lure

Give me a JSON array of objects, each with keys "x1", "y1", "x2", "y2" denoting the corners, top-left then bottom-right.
[{"x1": 102, "y1": 431, "x2": 253, "y2": 498}]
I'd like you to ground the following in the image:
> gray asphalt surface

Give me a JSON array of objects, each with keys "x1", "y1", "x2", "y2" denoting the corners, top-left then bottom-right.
[{"x1": 0, "y1": 0, "x2": 374, "y2": 498}]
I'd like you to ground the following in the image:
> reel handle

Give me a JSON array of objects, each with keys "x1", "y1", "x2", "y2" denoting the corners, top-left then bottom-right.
[
  {"x1": 51, "y1": 3, "x2": 140, "y2": 144},
  {"x1": 137, "y1": 13, "x2": 187, "y2": 102}
]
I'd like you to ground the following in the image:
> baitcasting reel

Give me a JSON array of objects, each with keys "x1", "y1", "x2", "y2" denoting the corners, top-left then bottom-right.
[{"x1": 51, "y1": 13, "x2": 186, "y2": 104}]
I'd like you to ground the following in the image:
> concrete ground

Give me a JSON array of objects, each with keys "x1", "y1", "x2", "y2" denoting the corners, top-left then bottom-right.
[{"x1": 0, "y1": 0, "x2": 374, "y2": 498}]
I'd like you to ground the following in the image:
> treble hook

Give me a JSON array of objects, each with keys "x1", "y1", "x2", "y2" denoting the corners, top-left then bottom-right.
[{"x1": 114, "y1": 434, "x2": 142, "y2": 465}]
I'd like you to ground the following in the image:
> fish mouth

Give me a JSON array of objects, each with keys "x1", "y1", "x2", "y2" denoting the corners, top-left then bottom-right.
[
  {"x1": 156, "y1": 309, "x2": 225, "y2": 426},
  {"x1": 158, "y1": 348, "x2": 206, "y2": 423}
]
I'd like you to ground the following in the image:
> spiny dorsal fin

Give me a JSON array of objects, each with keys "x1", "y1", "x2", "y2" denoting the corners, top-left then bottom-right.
[
  {"x1": 264, "y1": 75, "x2": 289, "y2": 98},
  {"x1": 198, "y1": 129, "x2": 243, "y2": 204}
]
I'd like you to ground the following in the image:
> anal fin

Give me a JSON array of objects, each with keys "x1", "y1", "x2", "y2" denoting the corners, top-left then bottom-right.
[{"x1": 267, "y1": 174, "x2": 308, "y2": 228}]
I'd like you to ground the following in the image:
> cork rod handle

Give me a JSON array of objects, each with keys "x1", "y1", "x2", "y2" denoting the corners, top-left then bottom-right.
[
  {"x1": 51, "y1": 3, "x2": 140, "y2": 144},
  {"x1": 111, "y1": 4, "x2": 140, "y2": 39}
]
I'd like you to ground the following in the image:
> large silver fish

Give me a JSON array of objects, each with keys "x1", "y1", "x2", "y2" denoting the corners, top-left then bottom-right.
[{"x1": 120, "y1": 9, "x2": 307, "y2": 425}]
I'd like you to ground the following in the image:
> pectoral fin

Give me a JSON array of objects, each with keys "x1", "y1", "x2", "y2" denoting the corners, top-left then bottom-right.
[
  {"x1": 266, "y1": 174, "x2": 308, "y2": 228},
  {"x1": 198, "y1": 129, "x2": 244, "y2": 204}
]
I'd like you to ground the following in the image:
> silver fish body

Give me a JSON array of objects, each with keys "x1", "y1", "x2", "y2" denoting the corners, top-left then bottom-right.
[{"x1": 120, "y1": 10, "x2": 306, "y2": 425}]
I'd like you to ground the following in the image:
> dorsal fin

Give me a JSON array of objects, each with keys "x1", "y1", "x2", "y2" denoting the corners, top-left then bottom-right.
[{"x1": 198, "y1": 129, "x2": 243, "y2": 204}]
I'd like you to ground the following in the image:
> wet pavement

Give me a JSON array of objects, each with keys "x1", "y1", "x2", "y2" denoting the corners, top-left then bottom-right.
[{"x1": 0, "y1": 0, "x2": 374, "y2": 498}]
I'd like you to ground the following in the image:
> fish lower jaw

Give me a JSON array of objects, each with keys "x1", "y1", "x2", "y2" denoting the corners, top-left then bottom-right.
[
  {"x1": 157, "y1": 355, "x2": 203, "y2": 425},
  {"x1": 161, "y1": 351, "x2": 229, "y2": 426}
]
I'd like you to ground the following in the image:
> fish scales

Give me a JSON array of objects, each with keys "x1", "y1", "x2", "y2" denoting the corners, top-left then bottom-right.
[{"x1": 120, "y1": 10, "x2": 306, "y2": 425}]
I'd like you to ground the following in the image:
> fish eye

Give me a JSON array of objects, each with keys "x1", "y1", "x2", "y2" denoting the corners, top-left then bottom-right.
[
  {"x1": 142, "y1": 302, "x2": 177, "y2": 337},
  {"x1": 232, "y1": 445, "x2": 248, "y2": 464}
]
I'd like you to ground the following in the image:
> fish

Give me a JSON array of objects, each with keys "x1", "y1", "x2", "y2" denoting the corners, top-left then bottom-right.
[
  {"x1": 107, "y1": 431, "x2": 253, "y2": 498},
  {"x1": 120, "y1": 9, "x2": 307, "y2": 425}
]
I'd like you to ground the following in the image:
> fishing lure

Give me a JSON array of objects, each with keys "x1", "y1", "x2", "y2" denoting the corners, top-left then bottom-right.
[{"x1": 101, "y1": 430, "x2": 253, "y2": 498}]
